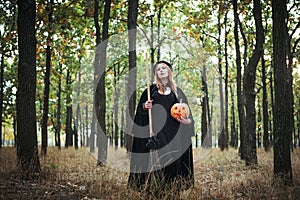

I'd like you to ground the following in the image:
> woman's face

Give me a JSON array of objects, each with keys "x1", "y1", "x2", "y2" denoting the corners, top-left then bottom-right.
[{"x1": 156, "y1": 63, "x2": 169, "y2": 79}]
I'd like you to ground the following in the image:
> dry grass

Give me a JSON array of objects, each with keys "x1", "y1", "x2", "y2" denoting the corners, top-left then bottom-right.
[{"x1": 0, "y1": 146, "x2": 299, "y2": 200}]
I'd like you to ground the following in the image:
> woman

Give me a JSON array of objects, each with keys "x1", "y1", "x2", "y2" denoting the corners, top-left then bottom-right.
[{"x1": 128, "y1": 60, "x2": 194, "y2": 192}]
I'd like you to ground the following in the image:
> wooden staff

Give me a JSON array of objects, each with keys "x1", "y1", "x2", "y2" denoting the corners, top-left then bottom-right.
[
  {"x1": 144, "y1": 52, "x2": 161, "y2": 192},
  {"x1": 145, "y1": 52, "x2": 153, "y2": 137}
]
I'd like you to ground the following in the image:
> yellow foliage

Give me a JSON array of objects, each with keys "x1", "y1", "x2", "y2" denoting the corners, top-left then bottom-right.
[{"x1": 2, "y1": 129, "x2": 14, "y2": 141}]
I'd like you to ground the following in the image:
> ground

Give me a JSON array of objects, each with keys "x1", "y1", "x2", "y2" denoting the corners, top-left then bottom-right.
[{"x1": 0, "y1": 146, "x2": 299, "y2": 199}]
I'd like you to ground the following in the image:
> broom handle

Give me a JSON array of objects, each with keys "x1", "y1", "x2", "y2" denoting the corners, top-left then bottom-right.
[{"x1": 145, "y1": 52, "x2": 153, "y2": 137}]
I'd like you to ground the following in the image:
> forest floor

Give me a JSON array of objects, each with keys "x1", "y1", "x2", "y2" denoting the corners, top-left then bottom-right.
[{"x1": 0, "y1": 146, "x2": 299, "y2": 200}]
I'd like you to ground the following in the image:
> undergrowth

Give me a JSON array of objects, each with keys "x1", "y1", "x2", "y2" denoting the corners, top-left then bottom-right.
[{"x1": 0, "y1": 146, "x2": 299, "y2": 199}]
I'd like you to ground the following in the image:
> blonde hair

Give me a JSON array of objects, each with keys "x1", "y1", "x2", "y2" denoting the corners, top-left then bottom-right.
[{"x1": 154, "y1": 63, "x2": 178, "y2": 98}]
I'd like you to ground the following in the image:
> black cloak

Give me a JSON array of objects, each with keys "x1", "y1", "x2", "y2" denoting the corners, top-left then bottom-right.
[{"x1": 128, "y1": 84, "x2": 195, "y2": 191}]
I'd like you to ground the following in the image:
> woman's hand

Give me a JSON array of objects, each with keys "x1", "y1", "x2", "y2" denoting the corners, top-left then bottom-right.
[
  {"x1": 143, "y1": 100, "x2": 153, "y2": 110},
  {"x1": 176, "y1": 116, "x2": 192, "y2": 125}
]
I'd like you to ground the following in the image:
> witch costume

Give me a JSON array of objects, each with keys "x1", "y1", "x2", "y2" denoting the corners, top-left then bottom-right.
[{"x1": 127, "y1": 83, "x2": 195, "y2": 191}]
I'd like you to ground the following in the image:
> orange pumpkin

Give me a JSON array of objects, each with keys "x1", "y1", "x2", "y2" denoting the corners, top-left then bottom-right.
[{"x1": 170, "y1": 99, "x2": 190, "y2": 119}]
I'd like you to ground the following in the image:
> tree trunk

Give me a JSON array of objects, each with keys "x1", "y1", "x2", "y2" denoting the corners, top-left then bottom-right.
[
  {"x1": 80, "y1": 110, "x2": 84, "y2": 147},
  {"x1": 126, "y1": 0, "x2": 138, "y2": 152},
  {"x1": 41, "y1": 0, "x2": 54, "y2": 155},
  {"x1": 233, "y1": 0, "x2": 246, "y2": 159},
  {"x1": 286, "y1": 6, "x2": 298, "y2": 150},
  {"x1": 150, "y1": 15, "x2": 155, "y2": 77},
  {"x1": 243, "y1": 0, "x2": 264, "y2": 166},
  {"x1": 201, "y1": 65, "x2": 212, "y2": 148},
  {"x1": 156, "y1": 6, "x2": 162, "y2": 62},
  {"x1": 229, "y1": 85, "x2": 238, "y2": 148},
  {"x1": 297, "y1": 106, "x2": 300, "y2": 147},
  {"x1": 16, "y1": 0, "x2": 41, "y2": 174},
  {"x1": 55, "y1": 63, "x2": 62, "y2": 149},
  {"x1": 65, "y1": 106, "x2": 73, "y2": 147},
  {"x1": 261, "y1": 52, "x2": 270, "y2": 151},
  {"x1": 269, "y1": 72, "x2": 274, "y2": 145},
  {"x1": 13, "y1": 117, "x2": 17, "y2": 146},
  {"x1": 95, "y1": 0, "x2": 111, "y2": 166},
  {"x1": 201, "y1": 71, "x2": 208, "y2": 147},
  {"x1": 65, "y1": 69, "x2": 73, "y2": 147},
  {"x1": 113, "y1": 63, "x2": 120, "y2": 148},
  {"x1": 74, "y1": 121, "x2": 78, "y2": 149},
  {"x1": 108, "y1": 113, "x2": 113, "y2": 146},
  {"x1": 120, "y1": 108, "x2": 124, "y2": 148},
  {"x1": 85, "y1": 105, "x2": 89, "y2": 147},
  {"x1": 0, "y1": 55, "x2": 3, "y2": 149},
  {"x1": 75, "y1": 65, "x2": 81, "y2": 150},
  {"x1": 239, "y1": 3, "x2": 249, "y2": 158},
  {"x1": 224, "y1": 9, "x2": 229, "y2": 150},
  {"x1": 91, "y1": 0, "x2": 101, "y2": 153},
  {"x1": 272, "y1": 0, "x2": 293, "y2": 184},
  {"x1": 257, "y1": 107, "x2": 262, "y2": 148},
  {"x1": 217, "y1": 9, "x2": 226, "y2": 151},
  {"x1": 90, "y1": 119, "x2": 95, "y2": 152}
]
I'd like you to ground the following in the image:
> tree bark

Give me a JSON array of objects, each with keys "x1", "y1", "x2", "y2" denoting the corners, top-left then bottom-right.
[
  {"x1": 269, "y1": 72, "x2": 274, "y2": 145},
  {"x1": 233, "y1": 0, "x2": 246, "y2": 159},
  {"x1": 85, "y1": 105, "x2": 89, "y2": 147},
  {"x1": 150, "y1": 15, "x2": 155, "y2": 77},
  {"x1": 297, "y1": 106, "x2": 300, "y2": 147},
  {"x1": 126, "y1": 0, "x2": 138, "y2": 152},
  {"x1": 55, "y1": 63, "x2": 62, "y2": 149},
  {"x1": 41, "y1": 0, "x2": 54, "y2": 155},
  {"x1": 156, "y1": 5, "x2": 162, "y2": 62},
  {"x1": 120, "y1": 108, "x2": 124, "y2": 148},
  {"x1": 261, "y1": 52, "x2": 270, "y2": 151},
  {"x1": 13, "y1": 117, "x2": 17, "y2": 147},
  {"x1": 286, "y1": 6, "x2": 298, "y2": 150},
  {"x1": 90, "y1": 0, "x2": 101, "y2": 153},
  {"x1": 224, "y1": 9, "x2": 229, "y2": 150},
  {"x1": 16, "y1": 0, "x2": 41, "y2": 174},
  {"x1": 201, "y1": 65, "x2": 212, "y2": 148},
  {"x1": 113, "y1": 63, "x2": 120, "y2": 148},
  {"x1": 75, "y1": 64, "x2": 81, "y2": 150},
  {"x1": 90, "y1": 119, "x2": 95, "y2": 152},
  {"x1": 95, "y1": 0, "x2": 111, "y2": 166},
  {"x1": 0, "y1": 55, "x2": 3, "y2": 149},
  {"x1": 243, "y1": 0, "x2": 264, "y2": 166},
  {"x1": 65, "y1": 69, "x2": 73, "y2": 147},
  {"x1": 217, "y1": 8, "x2": 226, "y2": 151},
  {"x1": 74, "y1": 121, "x2": 78, "y2": 149},
  {"x1": 272, "y1": 0, "x2": 293, "y2": 184},
  {"x1": 257, "y1": 106, "x2": 262, "y2": 148},
  {"x1": 238, "y1": 2, "x2": 249, "y2": 158},
  {"x1": 229, "y1": 85, "x2": 238, "y2": 148},
  {"x1": 201, "y1": 69, "x2": 208, "y2": 147}
]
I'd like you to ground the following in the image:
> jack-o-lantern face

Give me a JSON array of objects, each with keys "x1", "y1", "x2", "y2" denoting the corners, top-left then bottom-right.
[{"x1": 170, "y1": 100, "x2": 190, "y2": 119}]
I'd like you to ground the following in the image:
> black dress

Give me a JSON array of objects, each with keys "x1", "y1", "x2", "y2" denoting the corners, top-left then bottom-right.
[{"x1": 128, "y1": 84, "x2": 194, "y2": 191}]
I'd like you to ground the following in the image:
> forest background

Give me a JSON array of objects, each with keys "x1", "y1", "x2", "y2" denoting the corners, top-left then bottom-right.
[{"x1": 0, "y1": 0, "x2": 300, "y2": 199}]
